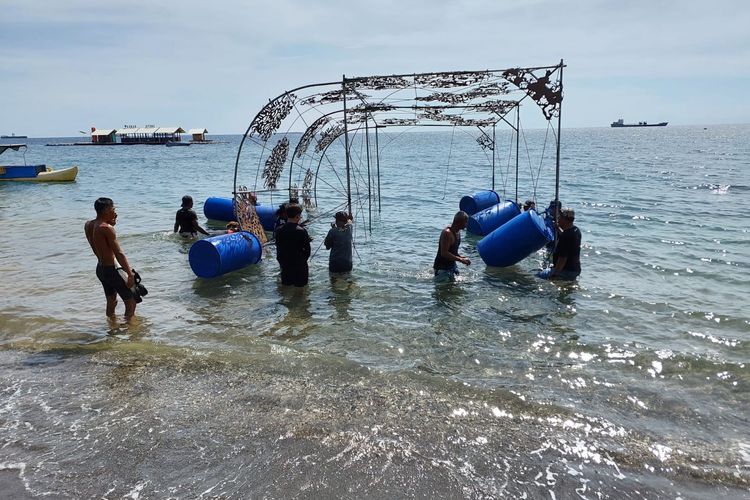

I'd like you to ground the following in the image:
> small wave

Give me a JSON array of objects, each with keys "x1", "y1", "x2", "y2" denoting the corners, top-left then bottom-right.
[
  {"x1": 686, "y1": 330, "x2": 740, "y2": 348},
  {"x1": 687, "y1": 183, "x2": 747, "y2": 193}
]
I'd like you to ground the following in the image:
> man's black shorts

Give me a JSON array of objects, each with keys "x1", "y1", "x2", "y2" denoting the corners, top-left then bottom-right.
[{"x1": 96, "y1": 264, "x2": 134, "y2": 300}]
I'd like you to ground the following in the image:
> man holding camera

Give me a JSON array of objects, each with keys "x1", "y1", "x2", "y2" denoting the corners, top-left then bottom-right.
[{"x1": 84, "y1": 197, "x2": 138, "y2": 319}]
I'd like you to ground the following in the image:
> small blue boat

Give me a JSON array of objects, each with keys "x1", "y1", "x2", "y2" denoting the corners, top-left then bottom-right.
[{"x1": 0, "y1": 144, "x2": 78, "y2": 182}]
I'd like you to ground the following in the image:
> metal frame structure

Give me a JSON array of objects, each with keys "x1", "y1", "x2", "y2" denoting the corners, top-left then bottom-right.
[{"x1": 233, "y1": 61, "x2": 564, "y2": 231}]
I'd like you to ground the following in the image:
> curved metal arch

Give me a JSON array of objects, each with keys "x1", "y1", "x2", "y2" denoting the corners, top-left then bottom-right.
[
  {"x1": 288, "y1": 108, "x2": 347, "y2": 193},
  {"x1": 234, "y1": 60, "x2": 565, "y2": 221},
  {"x1": 233, "y1": 80, "x2": 340, "y2": 197},
  {"x1": 311, "y1": 122, "x2": 366, "y2": 209}
]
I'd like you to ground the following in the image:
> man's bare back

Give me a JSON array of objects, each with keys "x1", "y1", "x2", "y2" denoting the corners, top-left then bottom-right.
[{"x1": 85, "y1": 219, "x2": 118, "y2": 266}]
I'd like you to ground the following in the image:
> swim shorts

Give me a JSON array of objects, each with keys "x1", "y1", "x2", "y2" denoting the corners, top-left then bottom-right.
[
  {"x1": 434, "y1": 265, "x2": 459, "y2": 283},
  {"x1": 96, "y1": 264, "x2": 134, "y2": 300}
]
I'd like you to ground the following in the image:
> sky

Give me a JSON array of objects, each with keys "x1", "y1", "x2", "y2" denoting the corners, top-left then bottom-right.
[{"x1": 1, "y1": 0, "x2": 748, "y2": 137}]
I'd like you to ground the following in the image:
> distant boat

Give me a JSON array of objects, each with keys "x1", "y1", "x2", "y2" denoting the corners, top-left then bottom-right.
[
  {"x1": 0, "y1": 144, "x2": 78, "y2": 182},
  {"x1": 1, "y1": 133, "x2": 28, "y2": 139},
  {"x1": 611, "y1": 118, "x2": 667, "y2": 128}
]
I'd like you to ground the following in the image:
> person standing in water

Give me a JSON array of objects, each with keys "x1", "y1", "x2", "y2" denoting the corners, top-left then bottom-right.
[
  {"x1": 275, "y1": 204, "x2": 311, "y2": 287},
  {"x1": 324, "y1": 211, "x2": 353, "y2": 273},
  {"x1": 433, "y1": 211, "x2": 471, "y2": 281},
  {"x1": 174, "y1": 195, "x2": 209, "y2": 237},
  {"x1": 84, "y1": 197, "x2": 137, "y2": 319},
  {"x1": 538, "y1": 207, "x2": 582, "y2": 280}
]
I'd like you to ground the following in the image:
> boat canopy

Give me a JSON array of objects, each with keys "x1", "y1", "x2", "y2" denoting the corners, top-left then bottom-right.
[{"x1": 0, "y1": 144, "x2": 27, "y2": 155}]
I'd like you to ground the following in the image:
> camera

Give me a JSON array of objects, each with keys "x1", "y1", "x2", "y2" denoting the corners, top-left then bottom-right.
[
  {"x1": 132, "y1": 270, "x2": 148, "y2": 303},
  {"x1": 116, "y1": 267, "x2": 148, "y2": 303}
]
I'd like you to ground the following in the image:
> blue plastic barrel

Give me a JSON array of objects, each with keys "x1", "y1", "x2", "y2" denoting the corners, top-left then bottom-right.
[
  {"x1": 477, "y1": 210, "x2": 553, "y2": 267},
  {"x1": 255, "y1": 204, "x2": 276, "y2": 231},
  {"x1": 203, "y1": 197, "x2": 277, "y2": 231},
  {"x1": 467, "y1": 200, "x2": 521, "y2": 236},
  {"x1": 203, "y1": 197, "x2": 235, "y2": 221},
  {"x1": 459, "y1": 190, "x2": 500, "y2": 216},
  {"x1": 189, "y1": 231, "x2": 262, "y2": 278}
]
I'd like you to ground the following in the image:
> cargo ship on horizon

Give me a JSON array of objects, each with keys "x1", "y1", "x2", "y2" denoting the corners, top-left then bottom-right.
[{"x1": 611, "y1": 118, "x2": 667, "y2": 128}]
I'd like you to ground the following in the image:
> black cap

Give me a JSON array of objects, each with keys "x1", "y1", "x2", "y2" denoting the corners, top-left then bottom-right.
[{"x1": 181, "y1": 195, "x2": 193, "y2": 207}]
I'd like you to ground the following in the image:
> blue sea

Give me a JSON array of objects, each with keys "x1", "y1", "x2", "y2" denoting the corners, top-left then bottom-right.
[{"x1": 0, "y1": 125, "x2": 748, "y2": 498}]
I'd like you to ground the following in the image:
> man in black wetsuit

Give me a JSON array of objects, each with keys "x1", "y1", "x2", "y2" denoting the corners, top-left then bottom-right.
[
  {"x1": 275, "y1": 204, "x2": 311, "y2": 287},
  {"x1": 433, "y1": 211, "x2": 471, "y2": 281},
  {"x1": 174, "y1": 195, "x2": 209, "y2": 237},
  {"x1": 538, "y1": 207, "x2": 582, "y2": 280}
]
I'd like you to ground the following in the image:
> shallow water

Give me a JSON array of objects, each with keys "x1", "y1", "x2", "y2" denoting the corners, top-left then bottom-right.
[{"x1": 1, "y1": 125, "x2": 749, "y2": 498}]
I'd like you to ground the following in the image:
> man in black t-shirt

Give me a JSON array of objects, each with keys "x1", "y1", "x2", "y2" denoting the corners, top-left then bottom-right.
[
  {"x1": 174, "y1": 195, "x2": 209, "y2": 237},
  {"x1": 275, "y1": 204, "x2": 311, "y2": 287},
  {"x1": 538, "y1": 207, "x2": 581, "y2": 280}
]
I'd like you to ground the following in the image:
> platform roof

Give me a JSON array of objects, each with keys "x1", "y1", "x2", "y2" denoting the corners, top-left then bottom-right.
[
  {"x1": 188, "y1": 128, "x2": 208, "y2": 134},
  {"x1": 91, "y1": 129, "x2": 116, "y2": 136},
  {"x1": 118, "y1": 128, "x2": 149, "y2": 135},
  {"x1": 116, "y1": 126, "x2": 185, "y2": 135}
]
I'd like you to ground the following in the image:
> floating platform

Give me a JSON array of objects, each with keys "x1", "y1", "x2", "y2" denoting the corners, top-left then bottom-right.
[{"x1": 45, "y1": 141, "x2": 224, "y2": 147}]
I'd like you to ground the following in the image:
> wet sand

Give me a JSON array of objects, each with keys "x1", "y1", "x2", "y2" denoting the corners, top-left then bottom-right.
[{"x1": 2, "y1": 347, "x2": 747, "y2": 498}]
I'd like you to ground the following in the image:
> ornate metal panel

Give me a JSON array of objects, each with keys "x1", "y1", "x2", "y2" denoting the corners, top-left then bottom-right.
[
  {"x1": 250, "y1": 93, "x2": 296, "y2": 141},
  {"x1": 262, "y1": 137, "x2": 289, "y2": 189}
]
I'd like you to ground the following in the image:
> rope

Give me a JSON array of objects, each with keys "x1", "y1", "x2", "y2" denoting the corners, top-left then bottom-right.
[
  {"x1": 531, "y1": 121, "x2": 551, "y2": 199},
  {"x1": 441, "y1": 125, "x2": 457, "y2": 200}
]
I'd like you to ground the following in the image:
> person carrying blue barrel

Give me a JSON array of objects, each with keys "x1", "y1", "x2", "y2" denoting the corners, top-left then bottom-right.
[
  {"x1": 433, "y1": 211, "x2": 471, "y2": 281},
  {"x1": 538, "y1": 207, "x2": 581, "y2": 280}
]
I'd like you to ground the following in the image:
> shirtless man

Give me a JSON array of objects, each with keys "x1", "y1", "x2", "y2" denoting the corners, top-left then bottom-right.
[
  {"x1": 84, "y1": 197, "x2": 137, "y2": 319},
  {"x1": 433, "y1": 211, "x2": 471, "y2": 281}
]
